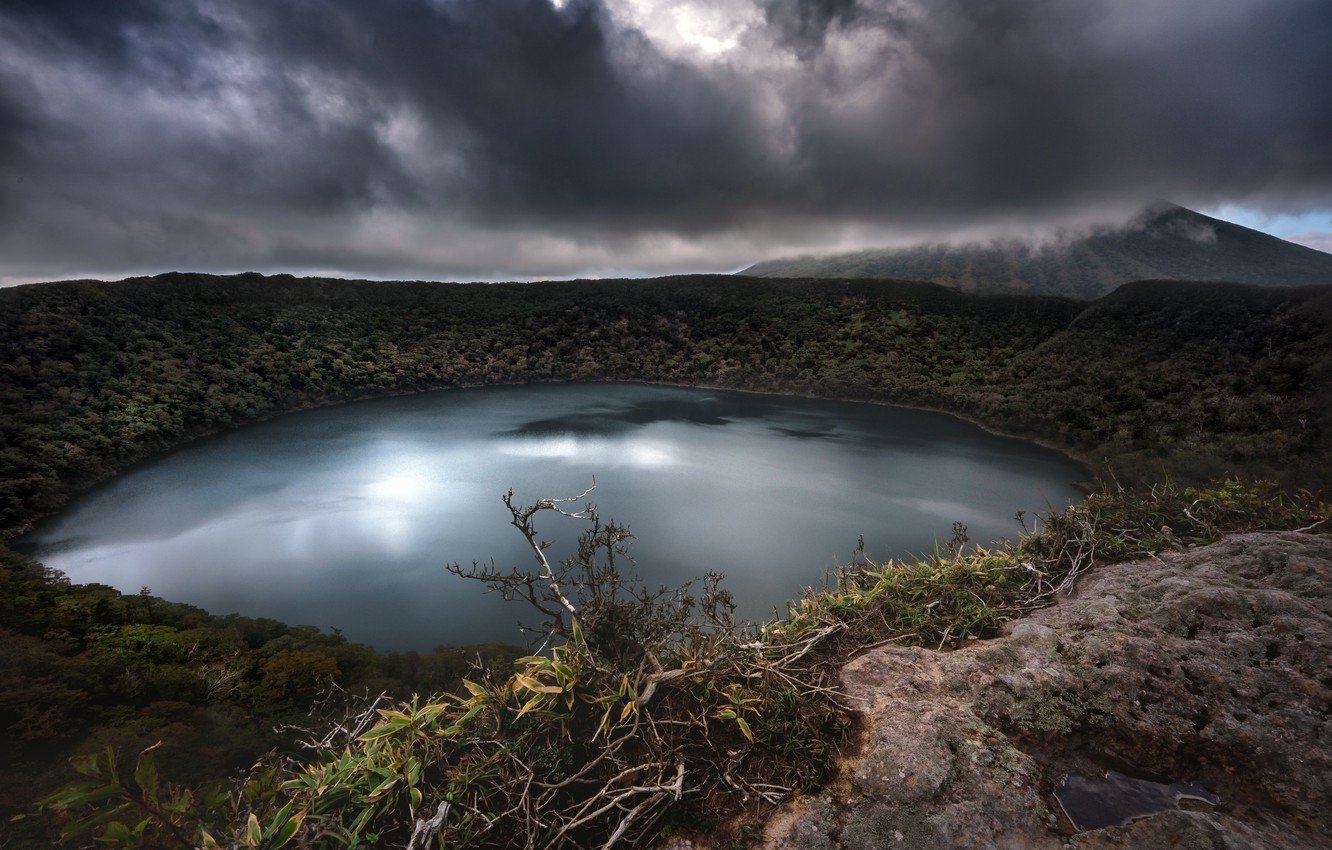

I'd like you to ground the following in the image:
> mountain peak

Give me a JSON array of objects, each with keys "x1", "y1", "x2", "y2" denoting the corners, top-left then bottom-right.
[{"x1": 743, "y1": 205, "x2": 1332, "y2": 299}]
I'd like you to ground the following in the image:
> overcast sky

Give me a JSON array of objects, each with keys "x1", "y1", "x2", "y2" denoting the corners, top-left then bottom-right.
[{"x1": 1, "y1": 0, "x2": 1329, "y2": 284}]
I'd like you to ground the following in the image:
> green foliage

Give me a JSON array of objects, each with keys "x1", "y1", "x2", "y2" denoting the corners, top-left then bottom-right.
[
  {"x1": 0, "y1": 539, "x2": 521, "y2": 840},
  {"x1": 33, "y1": 480, "x2": 1325, "y2": 849},
  {"x1": 29, "y1": 743, "x2": 223, "y2": 849},
  {"x1": 779, "y1": 479, "x2": 1328, "y2": 652}
]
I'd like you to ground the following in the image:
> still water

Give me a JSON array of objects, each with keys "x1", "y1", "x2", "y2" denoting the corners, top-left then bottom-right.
[{"x1": 19, "y1": 383, "x2": 1085, "y2": 650}]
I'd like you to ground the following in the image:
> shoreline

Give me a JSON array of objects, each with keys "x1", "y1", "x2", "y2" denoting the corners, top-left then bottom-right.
[
  {"x1": 617, "y1": 378, "x2": 1100, "y2": 490},
  {"x1": 10, "y1": 376, "x2": 1099, "y2": 545}
]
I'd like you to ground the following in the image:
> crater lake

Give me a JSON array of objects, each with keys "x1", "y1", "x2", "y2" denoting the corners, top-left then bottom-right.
[{"x1": 17, "y1": 383, "x2": 1087, "y2": 650}]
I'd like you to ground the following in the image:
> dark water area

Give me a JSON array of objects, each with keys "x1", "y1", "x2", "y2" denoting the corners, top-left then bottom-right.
[
  {"x1": 17, "y1": 383, "x2": 1086, "y2": 650},
  {"x1": 1055, "y1": 770, "x2": 1219, "y2": 831}
]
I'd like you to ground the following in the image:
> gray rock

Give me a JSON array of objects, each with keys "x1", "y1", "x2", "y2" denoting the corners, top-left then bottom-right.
[{"x1": 760, "y1": 532, "x2": 1332, "y2": 850}]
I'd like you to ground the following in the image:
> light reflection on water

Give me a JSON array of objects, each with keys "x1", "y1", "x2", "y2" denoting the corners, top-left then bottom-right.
[{"x1": 17, "y1": 383, "x2": 1086, "y2": 650}]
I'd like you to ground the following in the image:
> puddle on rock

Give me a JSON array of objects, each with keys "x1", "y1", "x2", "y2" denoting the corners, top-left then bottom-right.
[{"x1": 1054, "y1": 770, "x2": 1219, "y2": 832}]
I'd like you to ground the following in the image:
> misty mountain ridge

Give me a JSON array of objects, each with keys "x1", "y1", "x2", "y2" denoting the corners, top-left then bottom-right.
[{"x1": 743, "y1": 204, "x2": 1332, "y2": 299}]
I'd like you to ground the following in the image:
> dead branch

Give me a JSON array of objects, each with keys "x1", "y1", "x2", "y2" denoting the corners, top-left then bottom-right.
[{"x1": 407, "y1": 801, "x2": 451, "y2": 850}]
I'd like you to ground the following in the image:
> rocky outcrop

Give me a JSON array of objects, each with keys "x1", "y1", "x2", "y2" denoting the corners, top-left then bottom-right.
[{"x1": 761, "y1": 532, "x2": 1332, "y2": 849}]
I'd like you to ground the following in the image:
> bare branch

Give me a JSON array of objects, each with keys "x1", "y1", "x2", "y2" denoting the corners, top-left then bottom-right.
[
  {"x1": 505, "y1": 487, "x2": 582, "y2": 619},
  {"x1": 407, "y1": 801, "x2": 451, "y2": 850}
]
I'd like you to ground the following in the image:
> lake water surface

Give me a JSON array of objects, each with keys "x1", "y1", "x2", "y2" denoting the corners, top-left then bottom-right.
[{"x1": 18, "y1": 383, "x2": 1086, "y2": 650}]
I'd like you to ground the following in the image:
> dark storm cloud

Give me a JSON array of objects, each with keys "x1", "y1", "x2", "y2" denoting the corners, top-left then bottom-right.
[
  {"x1": 765, "y1": 0, "x2": 861, "y2": 57},
  {"x1": 256, "y1": 0, "x2": 777, "y2": 226},
  {"x1": 768, "y1": 0, "x2": 1332, "y2": 222},
  {"x1": 0, "y1": 0, "x2": 1328, "y2": 280}
]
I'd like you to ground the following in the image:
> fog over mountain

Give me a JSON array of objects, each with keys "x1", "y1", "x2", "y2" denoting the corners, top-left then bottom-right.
[
  {"x1": 744, "y1": 204, "x2": 1332, "y2": 298},
  {"x1": 0, "y1": 0, "x2": 1329, "y2": 282}
]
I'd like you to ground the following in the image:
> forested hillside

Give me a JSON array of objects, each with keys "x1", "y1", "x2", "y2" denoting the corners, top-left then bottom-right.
[{"x1": 0, "y1": 542, "x2": 520, "y2": 834}]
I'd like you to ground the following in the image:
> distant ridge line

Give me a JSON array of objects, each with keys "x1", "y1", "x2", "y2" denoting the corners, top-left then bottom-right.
[{"x1": 742, "y1": 204, "x2": 1332, "y2": 299}]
